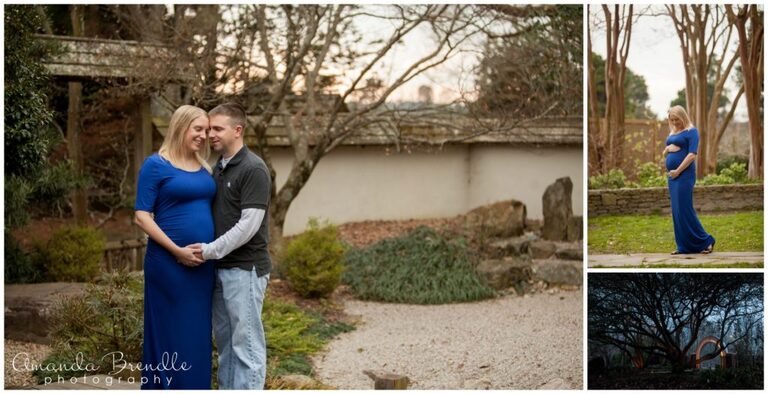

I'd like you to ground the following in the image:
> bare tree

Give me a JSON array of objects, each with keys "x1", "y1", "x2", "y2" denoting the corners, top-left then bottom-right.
[
  {"x1": 725, "y1": 5, "x2": 763, "y2": 180},
  {"x1": 667, "y1": 5, "x2": 744, "y2": 177},
  {"x1": 588, "y1": 5, "x2": 634, "y2": 174},
  {"x1": 589, "y1": 273, "x2": 763, "y2": 371},
  {"x1": 109, "y1": 4, "x2": 580, "y2": 252}
]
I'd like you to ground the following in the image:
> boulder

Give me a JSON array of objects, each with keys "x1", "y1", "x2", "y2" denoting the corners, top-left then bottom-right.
[
  {"x1": 476, "y1": 257, "x2": 532, "y2": 290},
  {"x1": 465, "y1": 200, "x2": 527, "y2": 239},
  {"x1": 532, "y1": 260, "x2": 582, "y2": 286},
  {"x1": 566, "y1": 216, "x2": 583, "y2": 242},
  {"x1": 529, "y1": 240, "x2": 557, "y2": 259},
  {"x1": 555, "y1": 245, "x2": 583, "y2": 261},
  {"x1": 4, "y1": 282, "x2": 87, "y2": 344},
  {"x1": 542, "y1": 177, "x2": 573, "y2": 241},
  {"x1": 524, "y1": 218, "x2": 543, "y2": 233},
  {"x1": 487, "y1": 233, "x2": 538, "y2": 258}
]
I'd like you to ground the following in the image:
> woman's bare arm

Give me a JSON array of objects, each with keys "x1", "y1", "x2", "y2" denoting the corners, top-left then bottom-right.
[
  {"x1": 670, "y1": 153, "x2": 697, "y2": 178},
  {"x1": 134, "y1": 210, "x2": 203, "y2": 266}
]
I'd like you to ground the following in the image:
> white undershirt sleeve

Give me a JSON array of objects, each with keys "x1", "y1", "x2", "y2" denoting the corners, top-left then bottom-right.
[{"x1": 201, "y1": 208, "x2": 265, "y2": 260}]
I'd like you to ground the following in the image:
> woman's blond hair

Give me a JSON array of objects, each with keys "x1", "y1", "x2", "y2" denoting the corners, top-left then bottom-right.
[
  {"x1": 667, "y1": 105, "x2": 695, "y2": 134},
  {"x1": 159, "y1": 105, "x2": 212, "y2": 173}
]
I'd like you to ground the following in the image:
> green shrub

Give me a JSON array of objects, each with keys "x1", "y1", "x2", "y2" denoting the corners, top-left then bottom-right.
[
  {"x1": 4, "y1": 231, "x2": 42, "y2": 284},
  {"x1": 31, "y1": 160, "x2": 92, "y2": 216},
  {"x1": 36, "y1": 272, "x2": 352, "y2": 387},
  {"x1": 716, "y1": 155, "x2": 748, "y2": 174},
  {"x1": 280, "y1": 218, "x2": 345, "y2": 298},
  {"x1": 699, "y1": 163, "x2": 760, "y2": 186},
  {"x1": 4, "y1": 175, "x2": 34, "y2": 228},
  {"x1": 636, "y1": 162, "x2": 667, "y2": 187},
  {"x1": 263, "y1": 298, "x2": 353, "y2": 387},
  {"x1": 343, "y1": 226, "x2": 497, "y2": 304},
  {"x1": 589, "y1": 169, "x2": 629, "y2": 189},
  {"x1": 43, "y1": 226, "x2": 106, "y2": 282},
  {"x1": 699, "y1": 173, "x2": 736, "y2": 186},
  {"x1": 719, "y1": 162, "x2": 749, "y2": 184},
  {"x1": 34, "y1": 271, "x2": 144, "y2": 383}
]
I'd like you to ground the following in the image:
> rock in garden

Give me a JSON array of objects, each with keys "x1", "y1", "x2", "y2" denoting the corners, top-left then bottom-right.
[
  {"x1": 476, "y1": 257, "x2": 532, "y2": 290},
  {"x1": 542, "y1": 177, "x2": 573, "y2": 241},
  {"x1": 532, "y1": 260, "x2": 582, "y2": 286},
  {"x1": 566, "y1": 216, "x2": 583, "y2": 242},
  {"x1": 487, "y1": 233, "x2": 537, "y2": 258},
  {"x1": 555, "y1": 245, "x2": 583, "y2": 261},
  {"x1": 465, "y1": 200, "x2": 527, "y2": 238},
  {"x1": 524, "y1": 218, "x2": 543, "y2": 232},
  {"x1": 4, "y1": 282, "x2": 87, "y2": 344},
  {"x1": 529, "y1": 240, "x2": 557, "y2": 259}
]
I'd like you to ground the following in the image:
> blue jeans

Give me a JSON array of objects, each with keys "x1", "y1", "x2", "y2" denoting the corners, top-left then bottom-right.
[{"x1": 213, "y1": 267, "x2": 269, "y2": 389}]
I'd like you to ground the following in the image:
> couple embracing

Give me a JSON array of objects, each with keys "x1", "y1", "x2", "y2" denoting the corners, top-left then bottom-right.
[{"x1": 134, "y1": 103, "x2": 271, "y2": 389}]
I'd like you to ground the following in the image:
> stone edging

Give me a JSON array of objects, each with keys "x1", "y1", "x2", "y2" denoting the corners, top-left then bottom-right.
[{"x1": 588, "y1": 184, "x2": 763, "y2": 217}]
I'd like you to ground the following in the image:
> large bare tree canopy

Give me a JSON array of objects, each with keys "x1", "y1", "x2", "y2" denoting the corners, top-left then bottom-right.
[
  {"x1": 589, "y1": 273, "x2": 763, "y2": 371},
  {"x1": 101, "y1": 4, "x2": 582, "y2": 246},
  {"x1": 667, "y1": 5, "x2": 746, "y2": 178}
]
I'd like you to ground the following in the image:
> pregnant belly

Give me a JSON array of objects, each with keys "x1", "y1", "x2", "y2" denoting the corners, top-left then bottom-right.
[
  {"x1": 665, "y1": 151, "x2": 685, "y2": 171},
  {"x1": 156, "y1": 205, "x2": 215, "y2": 246}
]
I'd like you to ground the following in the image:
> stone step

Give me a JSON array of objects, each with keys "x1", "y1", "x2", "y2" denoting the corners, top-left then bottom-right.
[
  {"x1": 531, "y1": 259, "x2": 582, "y2": 286},
  {"x1": 5, "y1": 282, "x2": 88, "y2": 344}
]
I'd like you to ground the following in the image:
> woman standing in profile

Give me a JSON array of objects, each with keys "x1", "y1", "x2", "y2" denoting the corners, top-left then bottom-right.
[
  {"x1": 134, "y1": 105, "x2": 215, "y2": 389},
  {"x1": 662, "y1": 105, "x2": 715, "y2": 254}
]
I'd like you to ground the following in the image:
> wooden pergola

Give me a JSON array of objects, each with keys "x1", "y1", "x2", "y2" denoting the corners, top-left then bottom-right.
[{"x1": 37, "y1": 34, "x2": 183, "y2": 224}]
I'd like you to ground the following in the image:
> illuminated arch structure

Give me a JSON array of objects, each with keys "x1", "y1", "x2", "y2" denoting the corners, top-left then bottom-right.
[{"x1": 689, "y1": 336, "x2": 737, "y2": 369}]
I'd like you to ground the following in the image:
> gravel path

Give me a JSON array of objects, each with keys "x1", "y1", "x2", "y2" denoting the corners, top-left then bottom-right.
[
  {"x1": 4, "y1": 340, "x2": 52, "y2": 388},
  {"x1": 311, "y1": 289, "x2": 582, "y2": 389}
]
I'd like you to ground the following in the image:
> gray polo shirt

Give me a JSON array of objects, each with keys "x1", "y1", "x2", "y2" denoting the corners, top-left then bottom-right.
[{"x1": 212, "y1": 145, "x2": 272, "y2": 275}]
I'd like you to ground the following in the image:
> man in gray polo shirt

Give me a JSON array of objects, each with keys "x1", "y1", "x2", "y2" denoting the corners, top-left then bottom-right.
[{"x1": 187, "y1": 102, "x2": 271, "y2": 389}]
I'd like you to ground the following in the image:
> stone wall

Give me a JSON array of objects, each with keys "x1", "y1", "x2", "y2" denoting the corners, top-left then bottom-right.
[{"x1": 588, "y1": 184, "x2": 763, "y2": 217}]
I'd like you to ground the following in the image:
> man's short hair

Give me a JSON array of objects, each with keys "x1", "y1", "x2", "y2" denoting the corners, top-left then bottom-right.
[{"x1": 209, "y1": 102, "x2": 247, "y2": 129}]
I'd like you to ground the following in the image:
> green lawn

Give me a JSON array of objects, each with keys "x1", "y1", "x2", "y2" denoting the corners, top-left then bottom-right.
[{"x1": 588, "y1": 211, "x2": 763, "y2": 254}]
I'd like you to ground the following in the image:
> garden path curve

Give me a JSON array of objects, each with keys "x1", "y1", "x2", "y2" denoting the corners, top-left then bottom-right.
[{"x1": 311, "y1": 290, "x2": 582, "y2": 389}]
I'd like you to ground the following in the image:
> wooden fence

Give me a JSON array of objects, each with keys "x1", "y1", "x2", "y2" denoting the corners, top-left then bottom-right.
[{"x1": 102, "y1": 238, "x2": 146, "y2": 272}]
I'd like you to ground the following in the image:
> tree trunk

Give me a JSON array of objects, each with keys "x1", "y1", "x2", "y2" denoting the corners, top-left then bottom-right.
[
  {"x1": 587, "y1": 13, "x2": 605, "y2": 174},
  {"x1": 669, "y1": 5, "x2": 740, "y2": 178},
  {"x1": 727, "y1": 5, "x2": 764, "y2": 179},
  {"x1": 600, "y1": 5, "x2": 632, "y2": 173},
  {"x1": 68, "y1": 5, "x2": 87, "y2": 225}
]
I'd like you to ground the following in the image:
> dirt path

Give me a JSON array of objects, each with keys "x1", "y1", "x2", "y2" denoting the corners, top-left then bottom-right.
[{"x1": 311, "y1": 290, "x2": 582, "y2": 389}]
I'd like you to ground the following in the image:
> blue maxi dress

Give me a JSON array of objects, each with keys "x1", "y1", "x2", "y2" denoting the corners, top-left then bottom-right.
[
  {"x1": 665, "y1": 128, "x2": 715, "y2": 253},
  {"x1": 135, "y1": 154, "x2": 216, "y2": 389}
]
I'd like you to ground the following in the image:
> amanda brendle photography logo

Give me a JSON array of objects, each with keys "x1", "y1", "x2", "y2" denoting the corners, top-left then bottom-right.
[{"x1": 11, "y1": 351, "x2": 191, "y2": 387}]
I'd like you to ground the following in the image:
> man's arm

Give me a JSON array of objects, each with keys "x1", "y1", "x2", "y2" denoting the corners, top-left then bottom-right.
[{"x1": 197, "y1": 208, "x2": 265, "y2": 260}]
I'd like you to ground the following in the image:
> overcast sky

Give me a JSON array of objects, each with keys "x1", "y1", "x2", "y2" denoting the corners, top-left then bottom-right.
[{"x1": 591, "y1": 5, "x2": 749, "y2": 121}]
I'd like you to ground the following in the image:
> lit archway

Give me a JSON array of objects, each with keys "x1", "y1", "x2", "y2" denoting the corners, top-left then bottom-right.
[{"x1": 694, "y1": 336, "x2": 727, "y2": 369}]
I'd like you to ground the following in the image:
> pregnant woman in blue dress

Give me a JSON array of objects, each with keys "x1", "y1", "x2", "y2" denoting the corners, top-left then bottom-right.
[
  {"x1": 662, "y1": 105, "x2": 715, "y2": 254},
  {"x1": 134, "y1": 105, "x2": 216, "y2": 389}
]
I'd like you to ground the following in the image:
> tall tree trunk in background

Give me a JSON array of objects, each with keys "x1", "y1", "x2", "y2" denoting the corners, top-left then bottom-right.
[
  {"x1": 668, "y1": 5, "x2": 742, "y2": 177},
  {"x1": 68, "y1": 5, "x2": 87, "y2": 224},
  {"x1": 726, "y1": 5, "x2": 764, "y2": 180},
  {"x1": 601, "y1": 5, "x2": 633, "y2": 172},
  {"x1": 587, "y1": 5, "x2": 606, "y2": 174}
]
